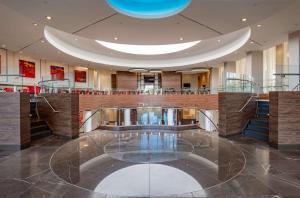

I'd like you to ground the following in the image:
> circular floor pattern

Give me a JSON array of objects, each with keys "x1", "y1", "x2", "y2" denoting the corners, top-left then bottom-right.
[{"x1": 50, "y1": 130, "x2": 245, "y2": 197}]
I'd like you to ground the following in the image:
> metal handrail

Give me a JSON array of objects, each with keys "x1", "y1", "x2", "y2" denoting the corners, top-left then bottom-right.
[
  {"x1": 238, "y1": 95, "x2": 258, "y2": 112},
  {"x1": 292, "y1": 83, "x2": 300, "y2": 91},
  {"x1": 198, "y1": 109, "x2": 218, "y2": 131},
  {"x1": 36, "y1": 96, "x2": 59, "y2": 113},
  {"x1": 79, "y1": 108, "x2": 102, "y2": 130}
]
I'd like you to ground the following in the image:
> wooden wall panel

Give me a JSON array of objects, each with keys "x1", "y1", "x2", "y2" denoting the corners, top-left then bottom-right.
[
  {"x1": 162, "y1": 72, "x2": 182, "y2": 90},
  {"x1": 38, "y1": 93, "x2": 79, "y2": 138},
  {"x1": 269, "y1": 91, "x2": 300, "y2": 149},
  {"x1": 218, "y1": 92, "x2": 256, "y2": 137},
  {"x1": 116, "y1": 71, "x2": 137, "y2": 90},
  {"x1": 79, "y1": 94, "x2": 218, "y2": 111},
  {"x1": 0, "y1": 93, "x2": 30, "y2": 150}
]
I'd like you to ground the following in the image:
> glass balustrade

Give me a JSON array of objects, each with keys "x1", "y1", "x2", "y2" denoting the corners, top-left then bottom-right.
[{"x1": 80, "y1": 106, "x2": 219, "y2": 133}]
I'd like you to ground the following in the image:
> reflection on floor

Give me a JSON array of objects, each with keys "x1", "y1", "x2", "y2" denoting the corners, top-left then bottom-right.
[{"x1": 0, "y1": 130, "x2": 299, "y2": 197}]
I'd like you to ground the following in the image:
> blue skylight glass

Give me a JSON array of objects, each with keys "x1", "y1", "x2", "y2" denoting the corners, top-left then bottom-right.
[{"x1": 106, "y1": 0, "x2": 192, "y2": 19}]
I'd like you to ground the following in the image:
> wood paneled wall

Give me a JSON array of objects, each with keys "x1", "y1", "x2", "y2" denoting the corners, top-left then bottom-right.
[
  {"x1": 79, "y1": 94, "x2": 218, "y2": 111},
  {"x1": 162, "y1": 72, "x2": 182, "y2": 90},
  {"x1": 218, "y1": 92, "x2": 256, "y2": 137},
  {"x1": 116, "y1": 71, "x2": 137, "y2": 90},
  {"x1": 0, "y1": 93, "x2": 30, "y2": 150},
  {"x1": 269, "y1": 91, "x2": 300, "y2": 149},
  {"x1": 38, "y1": 93, "x2": 79, "y2": 139}
]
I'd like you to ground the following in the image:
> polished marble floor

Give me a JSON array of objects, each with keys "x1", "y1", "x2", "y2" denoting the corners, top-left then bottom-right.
[{"x1": 0, "y1": 130, "x2": 300, "y2": 197}]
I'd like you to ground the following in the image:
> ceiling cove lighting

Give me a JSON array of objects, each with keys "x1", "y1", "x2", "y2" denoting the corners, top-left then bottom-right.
[
  {"x1": 128, "y1": 68, "x2": 149, "y2": 72},
  {"x1": 44, "y1": 26, "x2": 251, "y2": 68},
  {"x1": 96, "y1": 40, "x2": 201, "y2": 55},
  {"x1": 106, "y1": 0, "x2": 192, "y2": 19}
]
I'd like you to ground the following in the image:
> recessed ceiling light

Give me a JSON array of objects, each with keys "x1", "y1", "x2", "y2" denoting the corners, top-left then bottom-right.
[
  {"x1": 114, "y1": 37, "x2": 118, "y2": 40},
  {"x1": 74, "y1": 38, "x2": 78, "y2": 41},
  {"x1": 180, "y1": 37, "x2": 184, "y2": 41},
  {"x1": 242, "y1": 18, "x2": 247, "y2": 22},
  {"x1": 46, "y1": 16, "x2": 52, "y2": 20},
  {"x1": 41, "y1": 40, "x2": 45, "y2": 43},
  {"x1": 250, "y1": 41, "x2": 254, "y2": 44},
  {"x1": 257, "y1": 24, "x2": 262, "y2": 28},
  {"x1": 33, "y1": 23, "x2": 38, "y2": 26},
  {"x1": 218, "y1": 39, "x2": 221, "y2": 43}
]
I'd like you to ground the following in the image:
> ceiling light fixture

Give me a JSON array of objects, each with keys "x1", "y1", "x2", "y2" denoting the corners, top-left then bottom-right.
[
  {"x1": 191, "y1": 68, "x2": 210, "y2": 73},
  {"x1": 128, "y1": 68, "x2": 149, "y2": 73},
  {"x1": 96, "y1": 40, "x2": 201, "y2": 55},
  {"x1": 180, "y1": 37, "x2": 184, "y2": 41},
  {"x1": 46, "y1": 16, "x2": 52, "y2": 20},
  {"x1": 250, "y1": 41, "x2": 254, "y2": 44},
  {"x1": 242, "y1": 18, "x2": 247, "y2": 22},
  {"x1": 33, "y1": 23, "x2": 38, "y2": 26},
  {"x1": 114, "y1": 37, "x2": 118, "y2": 41},
  {"x1": 41, "y1": 40, "x2": 45, "y2": 43},
  {"x1": 257, "y1": 24, "x2": 262, "y2": 27},
  {"x1": 150, "y1": 69, "x2": 162, "y2": 73}
]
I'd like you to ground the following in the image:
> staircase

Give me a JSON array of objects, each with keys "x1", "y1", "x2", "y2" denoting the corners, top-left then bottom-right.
[
  {"x1": 243, "y1": 100, "x2": 269, "y2": 142},
  {"x1": 30, "y1": 101, "x2": 52, "y2": 140}
]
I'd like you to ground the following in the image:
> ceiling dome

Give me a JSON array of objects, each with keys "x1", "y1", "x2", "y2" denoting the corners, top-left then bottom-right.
[{"x1": 106, "y1": 0, "x2": 192, "y2": 19}]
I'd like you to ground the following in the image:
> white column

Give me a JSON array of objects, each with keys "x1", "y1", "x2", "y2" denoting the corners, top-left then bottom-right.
[
  {"x1": 223, "y1": 61, "x2": 236, "y2": 76},
  {"x1": 124, "y1": 108, "x2": 131, "y2": 126},
  {"x1": 288, "y1": 31, "x2": 300, "y2": 90},
  {"x1": 84, "y1": 111, "x2": 92, "y2": 132},
  {"x1": 167, "y1": 109, "x2": 174, "y2": 126},
  {"x1": 248, "y1": 51, "x2": 264, "y2": 93}
]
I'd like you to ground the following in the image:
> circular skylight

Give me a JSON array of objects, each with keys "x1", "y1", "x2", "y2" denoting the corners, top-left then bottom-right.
[{"x1": 106, "y1": 0, "x2": 192, "y2": 19}]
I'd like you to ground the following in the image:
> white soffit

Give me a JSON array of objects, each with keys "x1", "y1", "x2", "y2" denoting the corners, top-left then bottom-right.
[{"x1": 44, "y1": 25, "x2": 251, "y2": 68}]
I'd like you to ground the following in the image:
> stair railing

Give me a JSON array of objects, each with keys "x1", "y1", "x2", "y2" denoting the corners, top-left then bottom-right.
[
  {"x1": 79, "y1": 107, "x2": 102, "y2": 133},
  {"x1": 292, "y1": 83, "x2": 300, "y2": 91},
  {"x1": 238, "y1": 95, "x2": 259, "y2": 112},
  {"x1": 198, "y1": 109, "x2": 219, "y2": 132},
  {"x1": 35, "y1": 96, "x2": 59, "y2": 113}
]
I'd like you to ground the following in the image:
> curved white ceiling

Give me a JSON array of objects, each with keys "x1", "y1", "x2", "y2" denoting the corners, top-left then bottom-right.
[
  {"x1": 44, "y1": 26, "x2": 251, "y2": 68},
  {"x1": 96, "y1": 40, "x2": 201, "y2": 55}
]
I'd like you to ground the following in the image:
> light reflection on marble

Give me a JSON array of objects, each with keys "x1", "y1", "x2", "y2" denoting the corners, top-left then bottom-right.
[{"x1": 50, "y1": 130, "x2": 245, "y2": 197}]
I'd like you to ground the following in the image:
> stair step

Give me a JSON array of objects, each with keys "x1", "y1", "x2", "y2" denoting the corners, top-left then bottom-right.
[
  {"x1": 244, "y1": 130, "x2": 269, "y2": 142},
  {"x1": 246, "y1": 125, "x2": 269, "y2": 133},
  {"x1": 31, "y1": 130, "x2": 52, "y2": 140},
  {"x1": 31, "y1": 120, "x2": 47, "y2": 127},
  {"x1": 31, "y1": 125, "x2": 50, "y2": 134}
]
